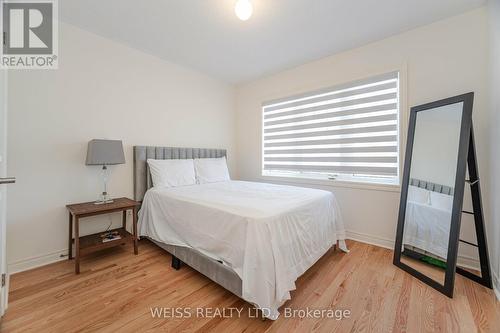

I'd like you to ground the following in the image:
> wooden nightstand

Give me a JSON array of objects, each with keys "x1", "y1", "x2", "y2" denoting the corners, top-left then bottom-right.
[{"x1": 66, "y1": 197, "x2": 140, "y2": 274}]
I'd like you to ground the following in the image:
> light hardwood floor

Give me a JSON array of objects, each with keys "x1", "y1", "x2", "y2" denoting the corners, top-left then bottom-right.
[{"x1": 1, "y1": 239, "x2": 499, "y2": 332}]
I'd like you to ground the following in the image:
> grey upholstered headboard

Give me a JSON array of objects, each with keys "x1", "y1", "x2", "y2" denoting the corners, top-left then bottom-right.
[
  {"x1": 409, "y1": 178, "x2": 454, "y2": 195},
  {"x1": 133, "y1": 146, "x2": 227, "y2": 202}
]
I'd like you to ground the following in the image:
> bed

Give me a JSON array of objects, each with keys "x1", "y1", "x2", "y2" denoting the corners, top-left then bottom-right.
[
  {"x1": 134, "y1": 146, "x2": 347, "y2": 319},
  {"x1": 402, "y1": 179, "x2": 454, "y2": 260}
]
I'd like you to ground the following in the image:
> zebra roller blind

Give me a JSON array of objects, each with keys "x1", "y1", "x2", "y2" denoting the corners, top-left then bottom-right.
[{"x1": 262, "y1": 72, "x2": 399, "y2": 183}]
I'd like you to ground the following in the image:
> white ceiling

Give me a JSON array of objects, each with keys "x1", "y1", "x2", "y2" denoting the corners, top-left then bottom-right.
[{"x1": 60, "y1": 0, "x2": 485, "y2": 84}]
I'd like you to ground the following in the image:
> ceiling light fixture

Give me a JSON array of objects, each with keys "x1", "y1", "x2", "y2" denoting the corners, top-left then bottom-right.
[{"x1": 235, "y1": 0, "x2": 253, "y2": 21}]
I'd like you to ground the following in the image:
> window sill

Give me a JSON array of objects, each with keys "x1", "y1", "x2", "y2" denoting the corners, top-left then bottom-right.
[{"x1": 258, "y1": 174, "x2": 401, "y2": 193}]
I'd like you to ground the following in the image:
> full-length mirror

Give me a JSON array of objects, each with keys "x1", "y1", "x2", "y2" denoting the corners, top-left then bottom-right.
[
  {"x1": 393, "y1": 93, "x2": 492, "y2": 297},
  {"x1": 400, "y1": 102, "x2": 463, "y2": 285}
]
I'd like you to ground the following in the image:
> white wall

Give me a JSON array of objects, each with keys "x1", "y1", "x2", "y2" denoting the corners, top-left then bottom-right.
[
  {"x1": 235, "y1": 9, "x2": 489, "y2": 251},
  {"x1": 6, "y1": 22, "x2": 235, "y2": 272},
  {"x1": 487, "y1": 0, "x2": 500, "y2": 296}
]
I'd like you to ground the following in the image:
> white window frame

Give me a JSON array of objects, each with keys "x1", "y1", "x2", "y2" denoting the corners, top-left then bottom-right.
[{"x1": 260, "y1": 70, "x2": 406, "y2": 191}]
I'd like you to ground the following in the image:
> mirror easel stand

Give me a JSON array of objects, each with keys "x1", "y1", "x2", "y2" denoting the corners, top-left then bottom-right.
[
  {"x1": 454, "y1": 125, "x2": 492, "y2": 289},
  {"x1": 394, "y1": 92, "x2": 493, "y2": 298}
]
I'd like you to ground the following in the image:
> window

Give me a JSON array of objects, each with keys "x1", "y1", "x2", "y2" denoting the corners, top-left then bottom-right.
[{"x1": 262, "y1": 72, "x2": 400, "y2": 185}]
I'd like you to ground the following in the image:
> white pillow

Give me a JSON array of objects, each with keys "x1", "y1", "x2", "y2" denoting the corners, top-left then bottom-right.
[
  {"x1": 407, "y1": 185, "x2": 431, "y2": 205},
  {"x1": 147, "y1": 159, "x2": 196, "y2": 188},
  {"x1": 194, "y1": 157, "x2": 230, "y2": 184},
  {"x1": 430, "y1": 191, "x2": 454, "y2": 212}
]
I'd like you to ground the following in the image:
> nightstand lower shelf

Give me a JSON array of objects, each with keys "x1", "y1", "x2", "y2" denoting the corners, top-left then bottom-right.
[{"x1": 72, "y1": 228, "x2": 132, "y2": 257}]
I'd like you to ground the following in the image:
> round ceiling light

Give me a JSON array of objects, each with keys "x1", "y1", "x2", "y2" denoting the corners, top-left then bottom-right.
[{"x1": 235, "y1": 0, "x2": 253, "y2": 21}]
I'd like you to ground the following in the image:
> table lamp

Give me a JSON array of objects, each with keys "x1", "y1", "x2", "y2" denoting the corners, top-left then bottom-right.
[{"x1": 85, "y1": 139, "x2": 125, "y2": 204}]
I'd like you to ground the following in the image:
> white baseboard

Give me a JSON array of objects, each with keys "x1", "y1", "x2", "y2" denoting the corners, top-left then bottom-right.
[
  {"x1": 345, "y1": 230, "x2": 480, "y2": 270},
  {"x1": 346, "y1": 230, "x2": 395, "y2": 250},
  {"x1": 455, "y1": 254, "x2": 481, "y2": 271},
  {"x1": 493, "y1": 271, "x2": 500, "y2": 301},
  {"x1": 7, "y1": 248, "x2": 67, "y2": 275}
]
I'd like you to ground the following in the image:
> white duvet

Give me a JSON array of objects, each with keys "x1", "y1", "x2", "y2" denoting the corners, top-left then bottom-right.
[
  {"x1": 138, "y1": 180, "x2": 347, "y2": 319},
  {"x1": 403, "y1": 201, "x2": 451, "y2": 259}
]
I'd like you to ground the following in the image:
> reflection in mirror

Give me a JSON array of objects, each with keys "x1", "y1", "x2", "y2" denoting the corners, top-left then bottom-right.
[{"x1": 401, "y1": 102, "x2": 463, "y2": 285}]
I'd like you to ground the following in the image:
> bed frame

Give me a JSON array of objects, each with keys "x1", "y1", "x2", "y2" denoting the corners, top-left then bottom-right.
[{"x1": 133, "y1": 146, "x2": 243, "y2": 297}]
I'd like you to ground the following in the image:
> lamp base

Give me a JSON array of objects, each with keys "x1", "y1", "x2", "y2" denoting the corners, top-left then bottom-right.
[
  {"x1": 94, "y1": 192, "x2": 113, "y2": 205},
  {"x1": 94, "y1": 199, "x2": 114, "y2": 205}
]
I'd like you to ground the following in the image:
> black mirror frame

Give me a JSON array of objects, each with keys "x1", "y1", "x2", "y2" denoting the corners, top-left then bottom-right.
[{"x1": 393, "y1": 92, "x2": 474, "y2": 297}]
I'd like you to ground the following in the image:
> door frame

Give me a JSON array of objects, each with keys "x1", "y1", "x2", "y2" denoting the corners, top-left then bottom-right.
[{"x1": 0, "y1": 67, "x2": 8, "y2": 318}]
